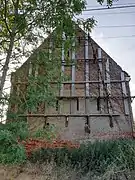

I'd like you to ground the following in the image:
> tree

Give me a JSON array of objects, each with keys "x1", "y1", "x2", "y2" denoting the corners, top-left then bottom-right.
[{"x1": 0, "y1": 0, "x2": 117, "y2": 119}]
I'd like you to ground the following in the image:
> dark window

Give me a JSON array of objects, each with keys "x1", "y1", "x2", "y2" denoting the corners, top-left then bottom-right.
[
  {"x1": 56, "y1": 100, "x2": 59, "y2": 111},
  {"x1": 109, "y1": 116, "x2": 114, "y2": 128},
  {"x1": 65, "y1": 116, "x2": 68, "y2": 127},
  {"x1": 97, "y1": 97, "x2": 100, "y2": 111},
  {"x1": 77, "y1": 98, "x2": 79, "y2": 111},
  {"x1": 84, "y1": 117, "x2": 90, "y2": 134}
]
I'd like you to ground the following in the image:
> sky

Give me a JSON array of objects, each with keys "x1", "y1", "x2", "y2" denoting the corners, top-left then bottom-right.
[{"x1": 80, "y1": 0, "x2": 135, "y2": 118}]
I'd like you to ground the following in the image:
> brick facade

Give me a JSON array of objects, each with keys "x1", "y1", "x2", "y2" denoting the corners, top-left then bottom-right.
[{"x1": 8, "y1": 27, "x2": 134, "y2": 141}]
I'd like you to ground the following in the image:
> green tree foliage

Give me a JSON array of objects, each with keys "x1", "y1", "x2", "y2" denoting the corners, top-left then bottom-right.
[
  {"x1": 98, "y1": 0, "x2": 118, "y2": 6},
  {"x1": 0, "y1": 0, "x2": 115, "y2": 97}
]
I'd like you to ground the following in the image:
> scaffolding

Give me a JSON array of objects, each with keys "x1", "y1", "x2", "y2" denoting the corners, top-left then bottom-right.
[{"x1": 9, "y1": 32, "x2": 135, "y2": 139}]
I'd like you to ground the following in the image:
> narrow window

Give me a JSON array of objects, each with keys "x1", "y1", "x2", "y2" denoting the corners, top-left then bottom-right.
[
  {"x1": 65, "y1": 116, "x2": 68, "y2": 127},
  {"x1": 84, "y1": 117, "x2": 90, "y2": 134},
  {"x1": 97, "y1": 97, "x2": 100, "y2": 111},
  {"x1": 43, "y1": 117, "x2": 47, "y2": 129},
  {"x1": 56, "y1": 100, "x2": 59, "y2": 111},
  {"x1": 109, "y1": 116, "x2": 114, "y2": 128},
  {"x1": 77, "y1": 98, "x2": 79, "y2": 111}
]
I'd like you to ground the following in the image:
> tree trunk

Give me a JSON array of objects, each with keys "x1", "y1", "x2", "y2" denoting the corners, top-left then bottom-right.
[{"x1": 0, "y1": 35, "x2": 15, "y2": 99}]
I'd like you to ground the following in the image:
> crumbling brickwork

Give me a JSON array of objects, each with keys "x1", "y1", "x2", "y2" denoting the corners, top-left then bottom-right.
[{"x1": 8, "y1": 27, "x2": 134, "y2": 141}]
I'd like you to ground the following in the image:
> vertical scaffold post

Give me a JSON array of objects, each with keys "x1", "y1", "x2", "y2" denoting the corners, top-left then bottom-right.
[
  {"x1": 84, "y1": 33, "x2": 90, "y2": 130},
  {"x1": 85, "y1": 33, "x2": 90, "y2": 97},
  {"x1": 71, "y1": 37, "x2": 76, "y2": 96},
  {"x1": 27, "y1": 61, "x2": 32, "y2": 118},
  {"x1": 105, "y1": 58, "x2": 113, "y2": 115},
  {"x1": 106, "y1": 58, "x2": 111, "y2": 95},
  {"x1": 121, "y1": 71, "x2": 129, "y2": 115},
  {"x1": 98, "y1": 47, "x2": 103, "y2": 96},
  {"x1": 98, "y1": 48, "x2": 104, "y2": 113},
  {"x1": 71, "y1": 33, "x2": 76, "y2": 114},
  {"x1": 60, "y1": 32, "x2": 66, "y2": 96}
]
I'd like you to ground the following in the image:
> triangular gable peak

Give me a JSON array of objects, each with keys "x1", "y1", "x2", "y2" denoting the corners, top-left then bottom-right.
[{"x1": 13, "y1": 25, "x2": 129, "y2": 79}]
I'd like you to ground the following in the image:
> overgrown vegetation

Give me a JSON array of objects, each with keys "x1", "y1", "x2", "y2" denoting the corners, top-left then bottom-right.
[
  {"x1": 0, "y1": 124, "x2": 27, "y2": 164},
  {"x1": 0, "y1": 120, "x2": 135, "y2": 179},
  {"x1": 0, "y1": 121, "x2": 29, "y2": 140},
  {"x1": 30, "y1": 139, "x2": 135, "y2": 176},
  {"x1": 1, "y1": 160, "x2": 135, "y2": 180},
  {"x1": 32, "y1": 124, "x2": 57, "y2": 141},
  {"x1": 0, "y1": 120, "x2": 57, "y2": 164}
]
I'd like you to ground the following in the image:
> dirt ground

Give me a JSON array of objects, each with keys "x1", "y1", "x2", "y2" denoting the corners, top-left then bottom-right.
[
  {"x1": 1, "y1": 163, "x2": 135, "y2": 180},
  {"x1": 0, "y1": 162, "x2": 76, "y2": 180},
  {"x1": 0, "y1": 163, "x2": 55, "y2": 180},
  {"x1": 0, "y1": 165, "x2": 42, "y2": 180}
]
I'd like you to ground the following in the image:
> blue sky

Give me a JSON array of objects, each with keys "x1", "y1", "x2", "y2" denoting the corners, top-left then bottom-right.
[{"x1": 80, "y1": 0, "x2": 135, "y2": 117}]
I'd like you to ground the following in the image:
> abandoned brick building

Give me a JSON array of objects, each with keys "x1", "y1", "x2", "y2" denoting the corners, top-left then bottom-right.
[{"x1": 8, "y1": 26, "x2": 134, "y2": 141}]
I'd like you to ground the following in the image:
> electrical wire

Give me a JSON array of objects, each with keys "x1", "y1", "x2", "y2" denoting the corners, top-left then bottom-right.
[
  {"x1": 84, "y1": 5, "x2": 135, "y2": 12},
  {"x1": 96, "y1": 24, "x2": 135, "y2": 28},
  {"x1": 81, "y1": 11, "x2": 135, "y2": 16},
  {"x1": 92, "y1": 35, "x2": 135, "y2": 39}
]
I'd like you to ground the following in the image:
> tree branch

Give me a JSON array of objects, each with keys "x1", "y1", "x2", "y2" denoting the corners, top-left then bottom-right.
[
  {"x1": 0, "y1": 0, "x2": 20, "y2": 98},
  {"x1": 3, "y1": 0, "x2": 11, "y2": 35}
]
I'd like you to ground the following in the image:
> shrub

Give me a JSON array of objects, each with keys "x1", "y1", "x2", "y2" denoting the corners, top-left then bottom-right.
[
  {"x1": 29, "y1": 139, "x2": 135, "y2": 175},
  {"x1": 32, "y1": 124, "x2": 57, "y2": 141},
  {"x1": 0, "y1": 129, "x2": 26, "y2": 164},
  {"x1": 4, "y1": 121, "x2": 29, "y2": 140}
]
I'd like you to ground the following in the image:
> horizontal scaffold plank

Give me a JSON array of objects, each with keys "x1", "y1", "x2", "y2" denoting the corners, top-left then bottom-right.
[
  {"x1": 57, "y1": 80, "x2": 130, "y2": 84},
  {"x1": 57, "y1": 96, "x2": 134, "y2": 99},
  {"x1": 1, "y1": 96, "x2": 135, "y2": 100},
  {"x1": 13, "y1": 80, "x2": 130, "y2": 85},
  {"x1": 19, "y1": 114, "x2": 120, "y2": 118}
]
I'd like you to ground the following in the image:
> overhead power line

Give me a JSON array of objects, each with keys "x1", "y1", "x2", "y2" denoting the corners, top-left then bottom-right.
[
  {"x1": 93, "y1": 35, "x2": 135, "y2": 39},
  {"x1": 84, "y1": 5, "x2": 135, "y2": 12},
  {"x1": 96, "y1": 24, "x2": 135, "y2": 29},
  {"x1": 81, "y1": 11, "x2": 135, "y2": 16}
]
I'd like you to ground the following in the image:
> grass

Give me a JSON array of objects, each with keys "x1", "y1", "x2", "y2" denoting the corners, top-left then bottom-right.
[
  {"x1": 30, "y1": 139, "x2": 135, "y2": 175},
  {"x1": 1, "y1": 161, "x2": 135, "y2": 180}
]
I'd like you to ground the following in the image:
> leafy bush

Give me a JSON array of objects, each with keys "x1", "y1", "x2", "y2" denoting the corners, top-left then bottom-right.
[
  {"x1": 0, "y1": 121, "x2": 29, "y2": 140},
  {"x1": 32, "y1": 124, "x2": 57, "y2": 141},
  {"x1": 0, "y1": 130, "x2": 26, "y2": 164},
  {"x1": 29, "y1": 139, "x2": 135, "y2": 175}
]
